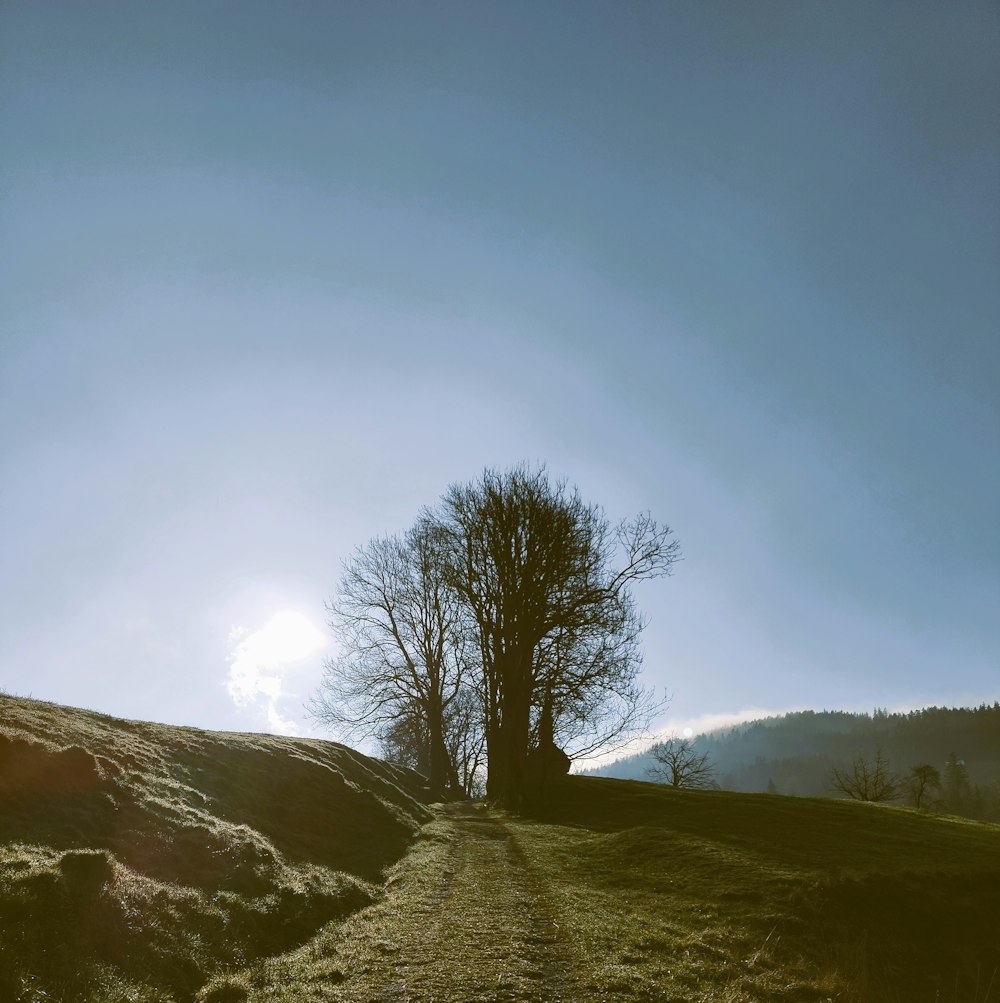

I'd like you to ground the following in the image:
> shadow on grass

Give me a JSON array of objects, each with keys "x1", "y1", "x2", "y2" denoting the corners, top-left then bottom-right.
[{"x1": 524, "y1": 775, "x2": 1000, "y2": 1002}]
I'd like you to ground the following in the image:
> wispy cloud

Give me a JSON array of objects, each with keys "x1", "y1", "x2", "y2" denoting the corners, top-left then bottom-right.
[{"x1": 226, "y1": 610, "x2": 327, "y2": 735}]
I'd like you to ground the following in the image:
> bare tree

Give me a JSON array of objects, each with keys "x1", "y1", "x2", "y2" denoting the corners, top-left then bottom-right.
[
  {"x1": 906, "y1": 763, "x2": 941, "y2": 809},
  {"x1": 943, "y1": 751, "x2": 974, "y2": 815},
  {"x1": 307, "y1": 523, "x2": 473, "y2": 794},
  {"x1": 830, "y1": 749, "x2": 902, "y2": 803},
  {"x1": 432, "y1": 465, "x2": 680, "y2": 809},
  {"x1": 309, "y1": 465, "x2": 679, "y2": 809},
  {"x1": 444, "y1": 683, "x2": 487, "y2": 797},
  {"x1": 646, "y1": 736, "x2": 718, "y2": 789}
]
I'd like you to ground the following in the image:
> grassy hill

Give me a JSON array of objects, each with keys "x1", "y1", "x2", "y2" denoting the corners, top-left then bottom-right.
[
  {"x1": 520, "y1": 777, "x2": 1000, "y2": 1001},
  {"x1": 183, "y1": 776, "x2": 1000, "y2": 1002},
  {"x1": 0, "y1": 694, "x2": 433, "y2": 1002},
  {"x1": 2, "y1": 696, "x2": 999, "y2": 1002}
]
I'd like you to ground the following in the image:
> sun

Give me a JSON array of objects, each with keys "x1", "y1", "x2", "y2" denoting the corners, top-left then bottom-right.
[
  {"x1": 225, "y1": 609, "x2": 327, "y2": 734},
  {"x1": 249, "y1": 610, "x2": 327, "y2": 665},
  {"x1": 682, "y1": 727, "x2": 694, "y2": 738}
]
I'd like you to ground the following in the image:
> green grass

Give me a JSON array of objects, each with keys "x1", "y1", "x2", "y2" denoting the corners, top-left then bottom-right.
[{"x1": 194, "y1": 813, "x2": 462, "y2": 1003}]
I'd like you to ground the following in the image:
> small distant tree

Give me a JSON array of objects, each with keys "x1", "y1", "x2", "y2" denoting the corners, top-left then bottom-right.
[
  {"x1": 374, "y1": 689, "x2": 486, "y2": 798},
  {"x1": 906, "y1": 763, "x2": 941, "y2": 809},
  {"x1": 985, "y1": 778, "x2": 1000, "y2": 823},
  {"x1": 830, "y1": 749, "x2": 901, "y2": 803},
  {"x1": 377, "y1": 712, "x2": 432, "y2": 776},
  {"x1": 646, "y1": 736, "x2": 718, "y2": 790}
]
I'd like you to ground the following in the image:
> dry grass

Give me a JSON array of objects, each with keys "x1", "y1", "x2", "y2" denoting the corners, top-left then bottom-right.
[
  {"x1": 516, "y1": 776, "x2": 1000, "y2": 1001},
  {"x1": 3, "y1": 696, "x2": 998, "y2": 1002},
  {"x1": 0, "y1": 694, "x2": 432, "y2": 1002},
  {"x1": 197, "y1": 781, "x2": 1000, "y2": 1002}
]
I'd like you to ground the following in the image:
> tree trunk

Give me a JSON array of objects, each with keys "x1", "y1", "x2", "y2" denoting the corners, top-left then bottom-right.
[
  {"x1": 492, "y1": 651, "x2": 531, "y2": 811},
  {"x1": 427, "y1": 713, "x2": 452, "y2": 796}
]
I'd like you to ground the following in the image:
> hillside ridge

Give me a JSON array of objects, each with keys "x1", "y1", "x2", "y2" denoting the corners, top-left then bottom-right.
[
  {"x1": 589, "y1": 704, "x2": 1000, "y2": 818},
  {"x1": 0, "y1": 693, "x2": 434, "y2": 1002}
]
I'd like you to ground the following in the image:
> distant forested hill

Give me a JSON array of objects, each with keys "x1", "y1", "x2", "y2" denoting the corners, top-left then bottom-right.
[{"x1": 586, "y1": 705, "x2": 1000, "y2": 819}]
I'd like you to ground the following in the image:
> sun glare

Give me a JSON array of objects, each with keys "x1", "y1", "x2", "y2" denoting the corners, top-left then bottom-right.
[
  {"x1": 683, "y1": 727, "x2": 694, "y2": 738},
  {"x1": 226, "y1": 610, "x2": 328, "y2": 733},
  {"x1": 250, "y1": 610, "x2": 327, "y2": 664}
]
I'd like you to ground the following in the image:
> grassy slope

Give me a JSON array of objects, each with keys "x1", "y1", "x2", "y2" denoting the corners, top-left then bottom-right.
[
  {"x1": 0, "y1": 694, "x2": 432, "y2": 1003},
  {"x1": 181, "y1": 778, "x2": 1000, "y2": 1003},
  {"x1": 519, "y1": 776, "x2": 1000, "y2": 1002},
  {"x1": 3, "y1": 697, "x2": 998, "y2": 1003}
]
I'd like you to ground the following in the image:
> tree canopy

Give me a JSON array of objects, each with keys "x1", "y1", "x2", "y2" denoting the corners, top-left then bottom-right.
[
  {"x1": 307, "y1": 522, "x2": 479, "y2": 795},
  {"x1": 310, "y1": 465, "x2": 680, "y2": 808}
]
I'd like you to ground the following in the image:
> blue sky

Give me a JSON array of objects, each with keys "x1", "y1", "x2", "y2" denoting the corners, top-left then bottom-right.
[{"x1": 2, "y1": 2, "x2": 997, "y2": 745}]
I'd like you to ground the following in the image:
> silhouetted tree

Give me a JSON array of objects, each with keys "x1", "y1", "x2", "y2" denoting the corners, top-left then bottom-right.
[
  {"x1": 529, "y1": 609, "x2": 657, "y2": 762},
  {"x1": 646, "y1": 736, "x2": 718, "y2": 789},
  {"x1": 830, "y1": 749, "x2": 902, "y2": 802},
  {"x1": 984, "y1": 778, "x2": 1000, "y2": 823},
  {"x1": 906, "y1": 763, "x2": 941, "y2": 809},
  {"x1": 308, "y1": 522, "x2": 474, "y2": 794},
  {"x1": 431, "y1": 465, "x2": 679, "y2": 809}
]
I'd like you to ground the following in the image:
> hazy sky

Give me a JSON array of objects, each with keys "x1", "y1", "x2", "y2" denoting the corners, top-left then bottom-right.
[{"x1": 2, "y1": 2, "x2": 997, "y2": 747}]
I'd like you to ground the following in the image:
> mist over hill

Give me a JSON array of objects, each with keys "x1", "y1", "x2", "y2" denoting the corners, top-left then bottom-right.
[{"x1": 588, "y1": 704, "x2": 1000, "y2": 819}]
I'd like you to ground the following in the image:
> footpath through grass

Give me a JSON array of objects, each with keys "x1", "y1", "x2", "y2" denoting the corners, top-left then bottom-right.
[
  {"x1": 3, "y1": 695, "x2": 998, "y2": 1002},
  {"x1": 217, "y1": 802, "x2": 575, "y2": 1002},
  {"x1": 218, "y1": 776, "x2": 1000, "y2": 1003}
]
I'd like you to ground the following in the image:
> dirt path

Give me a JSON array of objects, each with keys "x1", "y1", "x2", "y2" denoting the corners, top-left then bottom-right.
[{"x1": 326, "y1": 802, "x2": 579, "y2": 1002}]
